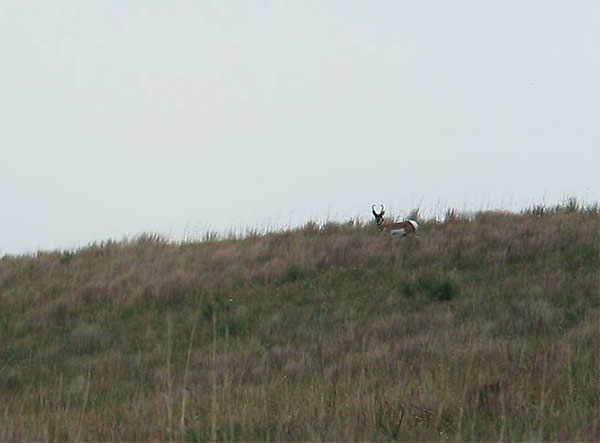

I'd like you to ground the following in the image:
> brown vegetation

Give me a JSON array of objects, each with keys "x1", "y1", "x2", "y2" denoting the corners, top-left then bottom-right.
[{"x1": 0, "y1": 204, "x2": 598, "y2": 441}]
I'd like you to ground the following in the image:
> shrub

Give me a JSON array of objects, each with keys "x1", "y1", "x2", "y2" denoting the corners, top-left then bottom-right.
[
  {"x1": 201, "y1": 294, "x2": 250, "y2": 337},
  {"x1": 282, "y1": 262, "x2": 301, "y2": 283},
  {"x1": 563, "y1": 245, "x2": 599, "y2": 272},
  {"x1": 562, "y1": 196, "x2": 580, "y2": 213},
  {"x1": 417, "y1": 272, "x2": 460, "y2": 302},
  {"x1": 401, "y1": 271, "x2": 460, "y2": 302},
  {"x1": 444, "y1": 207, "x2": 459, "y2": 222}
]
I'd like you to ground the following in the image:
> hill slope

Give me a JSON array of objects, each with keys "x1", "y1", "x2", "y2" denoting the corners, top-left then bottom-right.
[{"x1": 1, "y1": 207, "x2": 598, "y2": 441}]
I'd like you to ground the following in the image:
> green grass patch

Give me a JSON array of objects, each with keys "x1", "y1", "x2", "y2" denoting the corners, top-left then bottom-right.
[{"x1": 401, "y1": 270, "x2": 460, "y2": 302}]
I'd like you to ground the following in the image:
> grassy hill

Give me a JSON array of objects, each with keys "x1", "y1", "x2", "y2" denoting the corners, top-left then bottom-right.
[{"x1": 1, "y1": 204, "x2": 598, "y2": 441}]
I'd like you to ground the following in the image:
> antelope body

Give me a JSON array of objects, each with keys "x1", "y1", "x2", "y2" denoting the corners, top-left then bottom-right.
[{"x1": 372, "y1": 204, "x2": 419, "y2": 238}]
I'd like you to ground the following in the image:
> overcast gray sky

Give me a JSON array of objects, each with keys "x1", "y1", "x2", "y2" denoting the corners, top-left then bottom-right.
[{"x1": 1, "y1": 1, "x2": 598, "y2": 255}]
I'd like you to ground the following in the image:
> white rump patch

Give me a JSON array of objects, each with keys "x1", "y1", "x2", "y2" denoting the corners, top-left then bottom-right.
[{"x1": 408, "y1": 220, "x2": 419, "y2": 231}]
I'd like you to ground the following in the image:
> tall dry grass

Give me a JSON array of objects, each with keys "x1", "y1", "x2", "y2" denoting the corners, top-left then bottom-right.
[{"x1": 0, "y1": 204, "x2": 598, "y2": 441}]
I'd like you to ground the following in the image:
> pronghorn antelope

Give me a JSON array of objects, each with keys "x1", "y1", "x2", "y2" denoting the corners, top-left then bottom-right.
[{"x1": 372, "y1": 204, "x2": 419, "y2": 238}]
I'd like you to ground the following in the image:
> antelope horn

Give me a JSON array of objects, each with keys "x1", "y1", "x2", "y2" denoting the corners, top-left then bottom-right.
[{"x1": 372, "y1": 204, "x2": 385, "y2": 216}]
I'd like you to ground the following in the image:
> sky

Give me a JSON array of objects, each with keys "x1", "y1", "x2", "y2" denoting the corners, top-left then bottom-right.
[{"x1": 1, "y1": 0, "x2": 599, "y2": 255}]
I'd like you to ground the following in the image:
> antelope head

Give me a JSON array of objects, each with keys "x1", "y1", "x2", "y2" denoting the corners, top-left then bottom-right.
[
  {"x1": 371, "y1": 205, "x2": 385, "y2": 226},
  {"x1": 372, "y1": 204, "x2": 385, "y2": 228}
]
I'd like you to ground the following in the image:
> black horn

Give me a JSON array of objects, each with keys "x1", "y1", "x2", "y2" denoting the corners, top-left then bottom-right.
[{"x1": 372, "y1": 204, "x2": 385, "y2": 216}]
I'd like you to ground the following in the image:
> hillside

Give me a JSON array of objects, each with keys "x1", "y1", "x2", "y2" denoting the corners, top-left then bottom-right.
[{"x1": 0, "y1": 205, "x2": 598, "y2": 441}]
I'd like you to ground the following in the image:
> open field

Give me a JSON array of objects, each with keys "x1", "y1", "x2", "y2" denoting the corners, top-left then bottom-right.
[{"x1": 0, "y1": 203, "x2": 598, "y2": 441}]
